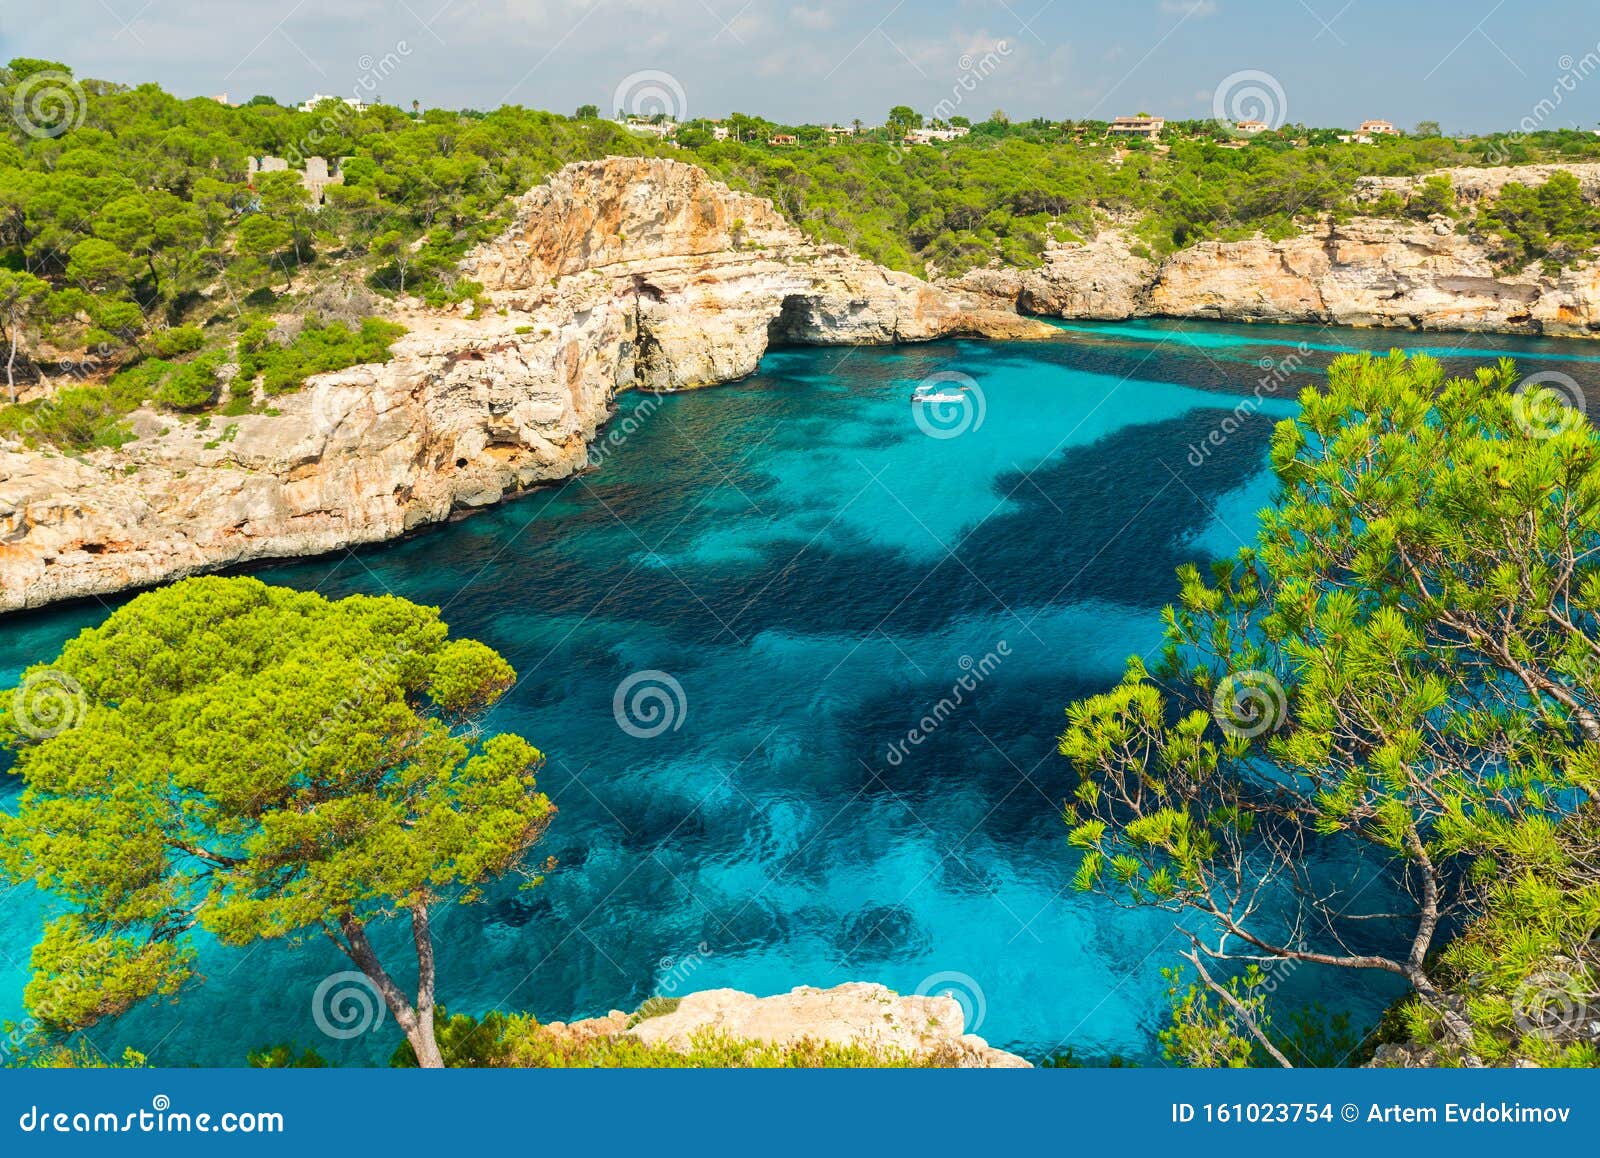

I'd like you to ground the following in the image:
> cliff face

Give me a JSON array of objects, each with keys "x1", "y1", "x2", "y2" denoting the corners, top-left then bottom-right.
[
  {"x1": 961, "y1": 216, "x2": 1600, "y2": 336},
  {"x1": 955, "y1": 163, "x2": 1600, "y2": 337},
  {"x1": 0, "y1": 158, "x2": 1052, "y2": 613},
  {"x1": 1147, "y1": 218, "x2": 1600, "y2": 334},
  {"x1": 11, "y1": 159, "x2": 1600, "y2": 612}
]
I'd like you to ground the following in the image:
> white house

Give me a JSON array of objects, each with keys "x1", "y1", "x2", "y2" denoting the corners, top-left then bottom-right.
[
  {"x1": 300, "y1": 93, "x2": 368, "y2": 114},
  {"x1": 1107, "y1": 115, "x2": 1164, "y2": 139},
  {"x1": 620, "y1": 118, "x2": 676, "y2": 138},
  {"x1": 905, "y1": 125, "x2": 970, "y2": 144}
]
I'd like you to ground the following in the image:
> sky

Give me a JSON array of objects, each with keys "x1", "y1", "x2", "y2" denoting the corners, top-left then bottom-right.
[{"x1": 2, "y1": 0, "x2": 1599, "y2": 133}]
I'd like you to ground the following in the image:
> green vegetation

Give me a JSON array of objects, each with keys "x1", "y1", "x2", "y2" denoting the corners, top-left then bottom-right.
[
  {"x1": 1426, "y1": 809, "x2": 1600, "y2": 1066},
  {"x1": 252, "y1": 1013, "x2": 964, "y2": 1069},
  {"x1": 0, "y1": 378, "x2": 142, "y2": 450},
  {"x1": 247, "y1": 1043, "x2": 330, "y2": 1069},
  {"x1": 7, "y1": 60, "x2": 1600, "y2": 451},
  {"x1": 496, "y1": 1026, "x2": 963, "y2": 1068},
  {"x1": 0, "y1": 576, "x2": 553, "y2": 1069},
  {"x1": 1060, "y1": 351, "x2": 1600, "y2": 1067},
  {"x1": 625, "y1": 995, "x2": 682, "y2": 1027},
  {"x1": 236, "y1": 316, "x2": 407, "y2": 397},
  {"x1": 0, "y1": 56, "x2": 651, "y2": 447},
  {"x1": 1476, "y1": 171, "x2": 1600, "y2": 271},
  {"x1": 390, "y1": 1007, "x2": 516, "y2": 1068}
]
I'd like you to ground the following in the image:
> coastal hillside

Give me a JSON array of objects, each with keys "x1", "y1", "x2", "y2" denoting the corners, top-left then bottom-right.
[
  {"x1": 0, "y1": 157, "x2": 1047, "y2": 612},
  {"x1": 5, "y1": 57, "x2": 1600, "y2": 612},
  {"x1": 957, "y1": 205, "x2": 1600, "y2": 335}
]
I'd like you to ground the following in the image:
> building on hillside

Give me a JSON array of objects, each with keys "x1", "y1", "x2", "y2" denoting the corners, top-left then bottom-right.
[
  {"x1": 210, "y1": 93, "x2": 233, "y2": 106},
  {"x1": 300, "y1": 93, "x2": 368, "y2": 114},
  {"x1": 767, "y1": 133, "x2": 797, "y2": 146},
  {"x1": 1106, "y1": 115, "x2": 1164, "y2": 139},
  {"x1": 1235, "y1": 119, "x2": 1267, "y2": 134},
  {"x1": 711, "y1": 123, "x2": 730, "y2": 140},
  {"x1": 247, "y1": 155, "x2": 349, "y2": 205},
  {"x1": 300, "y1": 156, "x2": 345, "y2": 203},
  {"x1": 905, "y1": 125, "x2": 970, "y2": 144},
  {"x1": 620, "y1": 117, "x2": 676, "y2": 138},
  {"x1": 1359, "y1": 119, "x2": 1399, "y2": 135}
]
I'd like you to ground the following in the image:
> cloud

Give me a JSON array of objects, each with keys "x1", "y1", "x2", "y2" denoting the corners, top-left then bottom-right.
[
  {"x1": 1160, "y1": 0, "x2": 1218, "y2": 14},
  {"x1": 791, "y1": 5, "x2": 835, "y2": 30}
]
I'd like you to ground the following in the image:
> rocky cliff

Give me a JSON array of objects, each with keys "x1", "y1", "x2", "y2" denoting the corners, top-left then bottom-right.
[
  {"x1": 0, "y1": 158, "x2": 1053, "y2": 613},
  {"x1": 957, "y1": 164, "x2": 1600, "y2": 337},
  {"x1": 543, "y1": 982, "x2": 1031, "y2": 1067},
  {"x1": 11, "y1": 159, "x2": 1600, "y2": 613}
]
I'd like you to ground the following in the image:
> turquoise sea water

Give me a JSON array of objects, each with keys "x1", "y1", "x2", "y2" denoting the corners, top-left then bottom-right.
[{"x1": 4, "y1": 318, "x2": 1599, "y2": 1066}]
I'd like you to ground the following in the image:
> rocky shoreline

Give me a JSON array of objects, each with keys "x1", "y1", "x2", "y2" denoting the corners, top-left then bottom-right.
[
  {"x1": 547, "y1": 982, "x2": 1030, "y2": 1068},
  {"x1": 957, "y1": 209, "x2": 1600, "y2": 337},
  {"x1": 0, "y1": 158, "x2": 1052, "y2": 614},
  {"x1": 3, "y1": 158, "x2": 1599, "y2": 614}
]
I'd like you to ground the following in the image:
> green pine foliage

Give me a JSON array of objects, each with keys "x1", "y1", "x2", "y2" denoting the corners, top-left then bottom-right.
[
  {"x1": 1062, "y1": 351, "x2": 1600, "y2": 1066},
  {"x1": 6, "y1": 58, "x2": 1600, "y2": 449},
  {"x1": 236, "y1": 316, "x2": 407, "y2": 396},
  {"x1": 0, "y1": 576, "x2": 553, "y2": 1067},
  {"x1": 1476, "y1": 171, "x2": 1600, "y2": 270}
]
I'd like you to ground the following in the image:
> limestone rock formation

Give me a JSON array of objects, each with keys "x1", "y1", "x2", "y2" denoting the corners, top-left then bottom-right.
[
  {"x1": 11, "y1": 157, "x2": 1600, "y2": 613},
  {"x1": 957, "y1": 214, "x2": 1600, "y2": 337},
  {"x1": 955, "y1": 229, "x2": 1154, "y2": 320},
  {"x1": 1147, "y1": 217, "x2": 1600, "y2": 333},
  {"x1": 544, "y1": 983, "x2": 1030, "y2": 1067},
  {"x1": 0, "y1": 158, "x2": 1054, "y2": 613},
  {"x1": 1352, "y1": 162, "x2": 1600, "y2": 206}
]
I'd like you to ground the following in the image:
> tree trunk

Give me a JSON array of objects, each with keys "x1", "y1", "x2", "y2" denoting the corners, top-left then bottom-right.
[
  {"x1": 335, "y1": 911, "x2": 445, "y2": 1068},
  {"x1": 408, "y1": 901, "x2": 442, "y2": 1067},
  {"x1": 5, "y1": 321, "x2": 16, "y2": 405}
]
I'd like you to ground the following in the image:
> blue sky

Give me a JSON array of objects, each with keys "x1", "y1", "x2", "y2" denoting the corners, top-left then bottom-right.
[{"x1": 3, "y1": 0, "x2": 1599, "y2": 132}]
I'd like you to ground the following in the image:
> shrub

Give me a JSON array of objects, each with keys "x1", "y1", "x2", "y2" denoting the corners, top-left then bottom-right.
[
  {"x1": 497, "y1": 1021, "x2": 962, "y2": 1068},
  {"x1": 156, "y1": 355, "x2": 223, "y2": 410},
  {"x1": 0, "y1": 385, "x2": 137, "y2": 451},
  {"x1": 147, "y1": 325, "x2": 206, "y2": 357},
  {"x1": 237, "y1": 316, "x2": 406, "y2": 396}
]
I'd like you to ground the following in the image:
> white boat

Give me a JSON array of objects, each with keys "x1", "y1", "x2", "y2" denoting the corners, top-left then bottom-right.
[{"x1": 911, "y1": 390, "x2": 967, "y2": 403}]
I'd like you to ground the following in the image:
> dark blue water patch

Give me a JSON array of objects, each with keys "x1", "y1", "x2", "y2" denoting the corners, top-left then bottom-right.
[
  {"x1": 0, "y1": 328, "x2": 1541, "y2": 1066},
  {"x1": 835, "y1": 904, "x2": 932, "y2": 964}
]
